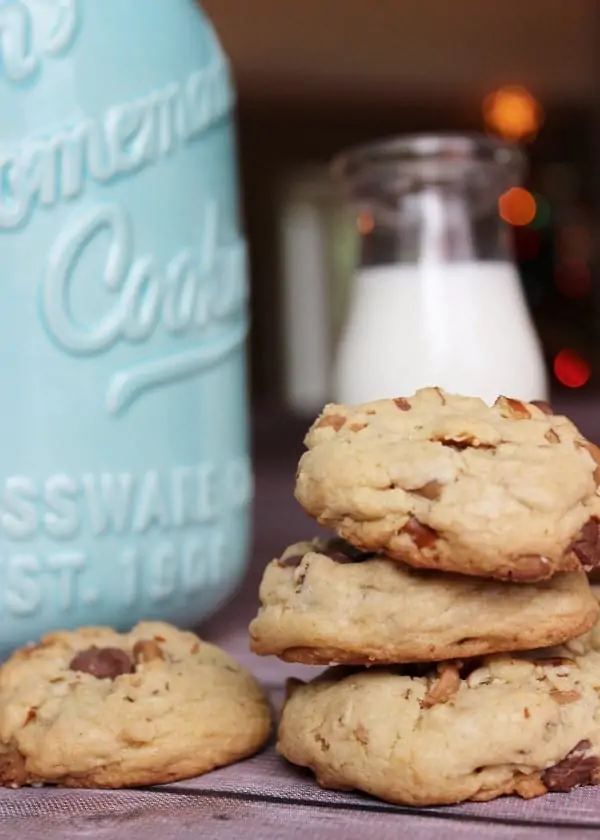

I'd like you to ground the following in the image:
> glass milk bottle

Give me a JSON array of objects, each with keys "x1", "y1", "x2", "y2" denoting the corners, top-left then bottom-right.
[
  {"x1": 0, "y1": 0, "x2": 251, "y2": 651},
  {"x1": 331, "y1": 134, "x2": 548, "y2": 406}
]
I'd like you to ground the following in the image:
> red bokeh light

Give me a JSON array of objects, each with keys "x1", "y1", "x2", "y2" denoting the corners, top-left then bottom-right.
[{"x1": 553, "y1": 349, "x2": 591, "y2": 388}]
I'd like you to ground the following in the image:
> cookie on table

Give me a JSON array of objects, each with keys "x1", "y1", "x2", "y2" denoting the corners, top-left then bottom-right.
[
  {"x1": 0, "y1": 622, "x2": 272, "y2": 788},
  {"x1": 278, "y1": 652, "x2": 600, "y2": 807},
  {"x1": 295, "y1": 387, "x2": 600, "y2": 582},
  {"x1": 249, "y1": 538, "x2": 600, "y2": 665}
]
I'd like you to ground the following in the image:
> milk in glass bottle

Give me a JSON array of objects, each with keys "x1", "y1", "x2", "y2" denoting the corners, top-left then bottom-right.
[
  {"x1": 332, "y1": 134, "x2": 548, "y2": 406},
  {"x1": 0, "y1": 0, "x2": 251, "y2": 651}
]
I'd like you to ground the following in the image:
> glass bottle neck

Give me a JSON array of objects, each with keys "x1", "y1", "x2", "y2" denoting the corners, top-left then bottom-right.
[{"x1": 359, "y1": 186, "x2": 512, "y2": 268}]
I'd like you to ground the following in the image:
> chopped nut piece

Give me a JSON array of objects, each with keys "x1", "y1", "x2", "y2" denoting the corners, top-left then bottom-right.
[
  {"x1": 582, "y1": 441, "x2": 600, "y2": 485},
  {"x1": 531, "y1": 400, "x2": 554, "y2": 415},
  {"x1": 316, "y1": 414, "x2": 346, "y2": 431},
  {"x1": 412, "y1": 481, "x2": 443, "y2": 500},
  {"x1": 133, "y1": 640, "x2": 164, "y2": 664},
  {"x1": 349, "y1": 421, "x2": 368, "y2": 432},
  {"x1": 494, "y1": 396, "x2": 531, "y2": 419},
  {"x1": 550, "y1": 690, "x2": 581, "y2": 705},
  {"x1": 394, "y1": 398, "x2": 411, "y2": 411},
  {"x1": 506, "y1": 555, "x2": 552, "y2": 582},
  {"x1": 420, "y1": 663, "x2": 461, "y2": 709},
  {"x1": 401, "y1": 517, "x2": 438, "y2": 549},
  {"x1": 515, "y1": 775, "x2": 547, "y2": 799}
]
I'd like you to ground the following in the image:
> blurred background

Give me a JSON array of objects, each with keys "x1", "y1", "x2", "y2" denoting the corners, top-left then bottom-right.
[{"x1": 204, "y1": 0, "x2": 599, "y2": 423}]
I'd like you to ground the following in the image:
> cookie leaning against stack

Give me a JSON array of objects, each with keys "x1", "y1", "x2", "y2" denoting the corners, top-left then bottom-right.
[
  {"x1": 0, "y1": 622, "x2": 272, "y2": 788},
  {"x1": 249, "y1": 387, "x2": 600, "y2": 806}
]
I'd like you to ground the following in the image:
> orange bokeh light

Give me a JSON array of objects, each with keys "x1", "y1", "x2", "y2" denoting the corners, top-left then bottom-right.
[
  {"x1": 356, "y1": 213, "x2": 374, "y2": 235},
  {"x1": 483, "y1": 85, "x2": 544, "y2": 141},
  {"x1": 499, "y1": 188, "x2": 537, "y2": 227},
  {"x1": 553, "y1": 348, "x2": 591, "y2": 388}
]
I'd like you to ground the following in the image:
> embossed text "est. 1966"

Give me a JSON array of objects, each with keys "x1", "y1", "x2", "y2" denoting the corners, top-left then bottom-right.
[
  {"x1": 41, "y1": 202, "x2": 248, "y2": 412},
  {"x1": 0, "y1": 0, "x2": 78, "y2": 82},
  {"x1": 0, "y1": 59, "x2": 231, "y2": 229},
  {"x1": 0, "y1": 526, "x2": 238, "y2": 617}
]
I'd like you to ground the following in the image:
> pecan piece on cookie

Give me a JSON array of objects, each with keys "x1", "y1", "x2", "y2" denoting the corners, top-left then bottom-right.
[
  {"x1": 401, "y1": 517, "x2": 438, "y2": 549},
  {"x1": 133, "y1": 640, "x2": 164, "y2": 664},
  {"x1": 494, "y1": 396, "x2": 531, "y2": 419},
  {"x1": 420, "y1": 663, "x2": 461, "y2": 709}
]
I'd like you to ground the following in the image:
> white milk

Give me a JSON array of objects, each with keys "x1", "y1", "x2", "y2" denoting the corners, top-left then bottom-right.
[{"x1": 332, "y1": 261, "x2": 548, "y2": 406}]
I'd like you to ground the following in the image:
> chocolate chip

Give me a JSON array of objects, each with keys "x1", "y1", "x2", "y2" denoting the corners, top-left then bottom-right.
[
  {"x1": 542, "y1": 740, "x2": 598, "y2": 791},
  {"x1": 531, "y1": 400, "x2": 554, "y2": 415},
  {"x1": 277, "y1": 554, "x2": 304, "y2": 568},
  {"x1": 69, "y1": 647, "x2": 134, "y2": 679},
  {"x1": 401, "y1": 517, "x2": 438, "y2": 549},
  {"x1": 435, "y1": 435, "x2": 495, "y2": 451},
  {"x1": 568, "y1": 518, "x2": 600, "y2": 571},
  {"x1": 322, "y1": 538, "x2": 375, "y2": 563},
  {"x1": 394, "y1": 398, "x2": 411, "y2": 411}
]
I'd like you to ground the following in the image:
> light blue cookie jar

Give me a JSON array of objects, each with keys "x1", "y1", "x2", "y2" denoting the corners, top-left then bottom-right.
[{"x1": 0, "y1": 0, "x2": 251, "y2": 652}]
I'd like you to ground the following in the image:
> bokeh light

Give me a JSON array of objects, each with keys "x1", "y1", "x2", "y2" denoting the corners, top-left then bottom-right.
[
  {"x1": 356, "y1": 212, "x2": 374, "y2": 235},
  {"x1": 499, "y1": 188, "x2": 537, "y2": 226},
  {"x1": 483, "y1": 86, "x2": 544, "y2": 142},
  {"x1": 554, "y1": 259, "x2": 591, "y2": 298},
  {"x1": 553, "y1": 348, "x2": 591, "y2": 388}
]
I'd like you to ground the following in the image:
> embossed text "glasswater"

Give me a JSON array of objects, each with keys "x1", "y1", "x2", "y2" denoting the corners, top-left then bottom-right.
[{"x1": 0, "y1": 0, "x2": 252, "y2": 650}]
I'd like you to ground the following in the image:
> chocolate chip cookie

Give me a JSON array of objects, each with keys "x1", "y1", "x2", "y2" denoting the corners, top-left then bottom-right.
[
  {"x1": 249, "y1": 539, "x2": 599, "y2": 665},
  {"x1": 278, "y1": 652, "x2": 600, "y2": 806},
  {"x1": 295, "y1": 388, "x2": 600, "y2": 581},
  {"x1": 0, "y1": 622, "x2": 272, "y2": 788}
]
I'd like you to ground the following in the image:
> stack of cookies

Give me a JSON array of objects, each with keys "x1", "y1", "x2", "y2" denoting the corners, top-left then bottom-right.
[{"x1": 250, "y1": 387, "x2": 600, "y2": 807}]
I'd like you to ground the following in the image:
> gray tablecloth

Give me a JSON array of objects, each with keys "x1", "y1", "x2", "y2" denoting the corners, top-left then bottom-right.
[{"x1": 2, "y1": 402, "x2": 600, "y2": 839}]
